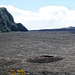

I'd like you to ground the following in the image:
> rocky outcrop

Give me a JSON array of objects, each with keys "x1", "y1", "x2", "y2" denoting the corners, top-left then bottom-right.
[{"x1": 0, "y1": 7, "x2": 28, "y2": 32}]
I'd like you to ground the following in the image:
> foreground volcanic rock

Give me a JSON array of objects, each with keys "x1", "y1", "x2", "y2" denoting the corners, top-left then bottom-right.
[
  {"x1": 27, "y1": 55, "x2": 64, "y2": 63},
  {"x1": 0, "y1": 7, "x2": 28, "y2": 32}
]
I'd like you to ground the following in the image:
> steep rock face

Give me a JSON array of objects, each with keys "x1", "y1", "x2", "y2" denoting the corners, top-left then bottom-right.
[{"x1": 0, "y1": 7, "x2": 28, "y2": 32}]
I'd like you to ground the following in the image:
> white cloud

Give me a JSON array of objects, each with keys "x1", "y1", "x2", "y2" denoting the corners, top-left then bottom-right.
[{"x1": 0, "y1": 5, "x2": 75, "y2": 30}]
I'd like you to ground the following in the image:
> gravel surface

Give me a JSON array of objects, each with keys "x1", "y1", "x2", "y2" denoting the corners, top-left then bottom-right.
[{"x1": 0, "y1": 31, "x2": 75, "y2": 75}]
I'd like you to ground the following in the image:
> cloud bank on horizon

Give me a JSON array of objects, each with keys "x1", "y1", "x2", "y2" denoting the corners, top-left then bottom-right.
[{"x1": 0, "y1": 5, "x2": 75, "y2": 30}]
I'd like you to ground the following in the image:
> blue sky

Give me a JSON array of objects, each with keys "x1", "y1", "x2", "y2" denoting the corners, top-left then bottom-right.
[
  {"x1": 0, "y1": 0, "x2": 75, "y2": 30},
  {"x1": 0, "y1": 0, "x2": 75, "y2": 11}
]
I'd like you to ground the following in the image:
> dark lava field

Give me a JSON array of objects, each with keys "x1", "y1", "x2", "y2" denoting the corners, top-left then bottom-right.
[{"x1": 0, "y1": 31, "x2": 75, "y2": 75}]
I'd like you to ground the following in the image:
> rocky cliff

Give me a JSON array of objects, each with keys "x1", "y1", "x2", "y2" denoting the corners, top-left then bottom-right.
[{"x1": 0, "y1": 7, "x2": 28, "y2": 32}]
